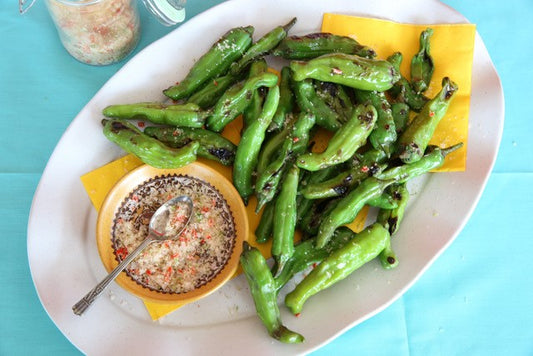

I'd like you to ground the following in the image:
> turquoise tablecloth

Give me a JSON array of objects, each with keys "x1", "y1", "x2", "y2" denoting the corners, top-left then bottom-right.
[{"x1": 1, "y1": 0, "x2": 532, "y2": 354}]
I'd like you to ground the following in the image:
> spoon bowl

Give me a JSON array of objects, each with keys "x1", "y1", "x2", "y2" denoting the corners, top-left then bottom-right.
[{"x1": 72, "y1": 195, "x2": 193, "y2": 316}]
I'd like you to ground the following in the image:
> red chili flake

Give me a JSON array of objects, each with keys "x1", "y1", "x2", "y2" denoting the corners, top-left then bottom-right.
[
  {"x1": 164, "y1": 242, "x2": 170, "y2": 249},
  {"x1": 202, "y1": 206, "x2": 210, "y2": 213},
  {"x1": 177, "y1": 268, "x2": 184, "y2": 273},
  {"x1": 206, "y1": 234, "x2": 212, "y2": 239},
  {"x1": 208, "y1": 218, "x2": 214, "y2": 227},
  {"x1": 295, "y1": 313, "x2": 301, "y2": 317},
  {"x1": 116, "y1": 247, "x2": 129, "y2": 259},
  {"x1": 175, "y1": 81, "x2": 180, "y2": 85},
  {"x1": 137, "y1": 121, "x2": 145, "y2": 128},
  {"x1": 146, "y1": 269, "x2": 152, "y2": 275},
  {"x1": 312, "y1": 263, "x2": 317, "y2": 269},
  {"x1": 200, "y1": 239, "x2": 206, "y2": 245},
  {"x1": 213, "y1": 80, "x2": 219, "y2": 86},
  {"x1": 331, "y1": 67, "x2": 343, "y2": 75},
  {"x1": 172, "y1": 130, "x2": 179, "y2": 137},
  {"x1": 171, "y1": 253, "x2": 179, "y2": 259},
  {"x1": 429, "y1": 111, "x2": 435, "y2": 117},
  {"x1": 116, "y1": 217, "x2": 124, "y2": 224},
  {"x1": 361, "y1": 166, "x2": 369, "y2": 173},
  {"x1": 132, "y1": 194, "x2": 139, "y2": 202},
  {"x1": 292, "y1": 137, "x2": 300, "y2": 143}
]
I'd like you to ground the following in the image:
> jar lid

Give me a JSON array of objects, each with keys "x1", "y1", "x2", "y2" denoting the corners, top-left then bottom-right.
[{"x1": 141, "y1": 0, "x2": 186, "y2": 26}]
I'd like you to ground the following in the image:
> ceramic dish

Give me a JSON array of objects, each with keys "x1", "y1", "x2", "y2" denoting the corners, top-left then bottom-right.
[
  {"x1": 96, "y1": 163, "x2": 248, "y2": 304},
  {"x1": 27, "y1": 0, "x2": 504, "y2": 354}
]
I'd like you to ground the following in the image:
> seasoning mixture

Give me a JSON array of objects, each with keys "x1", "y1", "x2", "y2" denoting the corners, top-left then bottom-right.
[
  {"x1": 112, "y1": 174, "x2": 236, "y2": 294},
  {"x1": 45, "y1": 0, "x2": 140, "y2": 65}
]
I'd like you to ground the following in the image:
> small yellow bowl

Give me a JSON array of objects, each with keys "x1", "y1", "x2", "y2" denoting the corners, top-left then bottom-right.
[{"x1": 96, "y1": 162, "x2": 248, "y2": 304}]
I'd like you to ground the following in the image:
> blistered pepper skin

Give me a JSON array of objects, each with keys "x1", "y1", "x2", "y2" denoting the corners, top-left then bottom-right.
[
  {"x1": 271, "y1": 164, "x2": 299, "y2": 276},
  {"x1": 102, "y1": 102, "x2": 208, "y2": 128},
  {"x1": 272, "y1": 32, "x2": 376, "y2": 60},
  {"x1": 233, "y1": 86, "x2": 280, "y2": 204},
  {"x1": 240, "y1": 242, "x2": 304, "y2": 343},
  {"x1": 143, "y1": 126, "x2": 236, "y2": 166},
  {"x1": 296, "y1": 104, "x2": 377, "y2": 171},
  {"x1": 164, "y1": 26, "x2": 254, "y2": 100},
  {"x1": 102, "y1": 119, "x2": 199, "y2": 169},
  {"x1": 411, "y1": 28, "x2": 435, "y2": 94},
  {"x1": 274, "y1": 226, "x2": 355, "y2": 291},
  {"x1": 290, "y1": 53, "x2": 400, "y2": 92},
  {"x1": 230, "y1": 18, "x2": 297, "y2": 75},
  {"x1": 285, "y1": 224, "x2": 390, "y2": 314},
  {"x1": 396, "y1": 77, "x2": 459, "y2": 164},
  {"x1": 316, "y1": 177, "x2": 394, "y2": 248},
  {"x1": 377, "y1": 143, "x2": 464, "y2": 183},
  {"x1": 206, "y1": 71, "x2": 279, "y2": 132}
]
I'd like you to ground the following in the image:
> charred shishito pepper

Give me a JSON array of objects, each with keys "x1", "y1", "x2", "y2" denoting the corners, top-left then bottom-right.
[
  {"x1": 102, "y1": 119, "x2": 199, "y2": 169},
  {"x1": 164, "y1": 26, "x2": 255, "y2": 101},
  {"x1": 285, "y1": 223, "x2": 391, "y2": 314},
  {"x1": 290, "y1": 53, "x2": 401, "y2": 92},
  {"x1": 240, "y1": 242, "x2": 304, "y2": 344}
]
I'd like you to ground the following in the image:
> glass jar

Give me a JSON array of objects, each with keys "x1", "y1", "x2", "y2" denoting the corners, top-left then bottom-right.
[{"x1": 45, "y1": 0, "x2": 141, "y2": 65}]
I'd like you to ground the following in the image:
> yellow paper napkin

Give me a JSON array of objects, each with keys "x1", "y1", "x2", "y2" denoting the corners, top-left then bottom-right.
[{"x1": 322, "y1": 13, "x2": 476, "y2": 171}]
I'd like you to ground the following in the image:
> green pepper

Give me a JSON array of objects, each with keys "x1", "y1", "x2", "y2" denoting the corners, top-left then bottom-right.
[
  {"x1": 387, "y1": 52, "x2": 429, "y2": 112},
  {"x1": 102, "y1": 102, "x2": 208, "y2": 128},
  {"x1": 292, "y1": 78, "x2": 343, "y2": 131},
  {"x1": 285, "y1": 223, "x2": 390, "y2": 314},
  {"x1": 255, "y1": 138, "x2": 293, "y2": 212},
  {"x1": 254, "y1": 199, "x2": 276, "y2": 243},
  {"x1": 187, "y1": 73, "x2": 241, "y2": 109},
  {"x1": 102, "y1": 119, "x2": 199, "y2": 169},
  {"x1": 396, "y1": 77, "x2": 459, "y2": 164},
  {"x1": 143, "y1": 126, "x2": 236, "y2": 166},
  {"x1": 163, "y1": 26, "x2": 254, "y2": 100},
  {"x1": 290, "y1": 53, "x2": 400, "y2": 92},
  {"x1": 233, "y1": 85, "x2": 280, "y2": 204},
  {"x1": 354, "y1": 89, "x2": 397, "y2": 157},
  {"x1": 290, "y1": 111, "x2": 317, "y2": 154},
  {"x1": 377, "y1": 183, "x2": 410, "y2": 236},
  {"x1": 255, "y1": 114, "x2": 296, "y2": 175},
  {"x1": 230, "y1": 18, "x2": 297, "y2": 75},
  {"x1": 271, "y1": 164, "x2": 299, "y2": 276},
  {"x1": 376, "y1": 183, "x2": 410, "y2": 270},
  {"x1": 391, "y1": 102, "x2": 411, "y2": 134},
  {"x1": 300, "y1": 148, "x2": 387, "y2": 200},
  {"x1": 296, "y1": 104, "x2": 377, "y2": 171},
  {"x1": 272, "y1": 32, "x2": 376, "y2": 59},
  {"x1": 274, "y1": 226, "x2": 355, "y2": 291},
  {"x1": 299, "y1": 196, "x2": 341, "y2": 237},
  {"x1": 377, "y1": 143, "x2": 463, "y2": 183},
  {"x1": 367, "y1": 191, "x2": 400, "y2": 209},
  {"x1": 316, "y1": 177, "x2": 394, "y2": 248},
  {"x1": 411, "y1": 28, "x2": 435, "y2": 94},
  {"x1": 206, "y1": 71, "x2": 279, "y2": 132},
  {"x1": 296, "y1": 164, "x2": 340, "y2": 226},
  {"x1": 314, "y1": 81, "x2": 354, "y2": 124},
  {"x1": 242, "y1": 59, "x2": 269, "y2": 127},
  {"x1": 240, "y1": 242, "x2": 304, "y2": 343},
  {"x1": 269, "y1": 66, "x2": 294, "y2": 132}
]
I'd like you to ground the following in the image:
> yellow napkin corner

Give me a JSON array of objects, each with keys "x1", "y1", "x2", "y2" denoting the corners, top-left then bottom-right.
[{"x1": 322, "y1": 13, "x2": 476, "y2": 171}]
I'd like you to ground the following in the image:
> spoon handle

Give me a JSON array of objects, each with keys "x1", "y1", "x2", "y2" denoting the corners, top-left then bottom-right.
[{"x1": 72, "y1": 237, "x2": 154, "y2": 316}]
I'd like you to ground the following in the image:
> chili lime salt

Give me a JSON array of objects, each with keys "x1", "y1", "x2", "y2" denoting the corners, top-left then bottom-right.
[
  {"x1": 45, "y1": 0, "x2": 140, "y2": 65},
  {"x1": 112, "y1": 174, "x2": 236, "y2": 294}
]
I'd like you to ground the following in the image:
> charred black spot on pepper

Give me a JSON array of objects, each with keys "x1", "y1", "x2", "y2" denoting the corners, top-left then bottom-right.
[
  {"x1": 208, "y1": 147, "x2": 235, "y2": 162},
  {"x1": 387, "y1": 256, "x2": 396, "y2": 264},
  {"x1": 333, "y1": 185, "x2": 348, "y2": 195}
]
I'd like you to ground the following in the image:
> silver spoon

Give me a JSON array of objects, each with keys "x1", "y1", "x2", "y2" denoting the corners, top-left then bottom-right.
[{"x1": 72, "y1": 195, "x2": 193, "y2": 316}]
